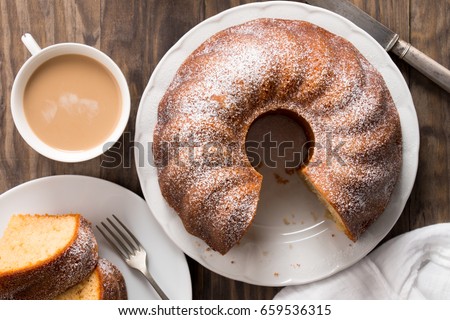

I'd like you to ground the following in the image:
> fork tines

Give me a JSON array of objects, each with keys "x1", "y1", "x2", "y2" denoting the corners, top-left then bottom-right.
[
  {"x1": 96, "y1": 214, "x2": 169, "y2": 300},
  {"x1": 96, "y1": 214, "x2": 141, "y2": 261}
]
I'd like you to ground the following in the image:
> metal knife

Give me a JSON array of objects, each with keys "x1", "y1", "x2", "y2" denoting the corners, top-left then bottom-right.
[{"x1": 304, "y1": 0, "x2": 450, "y2": 93}]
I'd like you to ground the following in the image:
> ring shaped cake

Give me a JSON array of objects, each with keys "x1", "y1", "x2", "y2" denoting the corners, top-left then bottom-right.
[{"x1": 153, "y1": 19, "x2": 402, "y2": 255}]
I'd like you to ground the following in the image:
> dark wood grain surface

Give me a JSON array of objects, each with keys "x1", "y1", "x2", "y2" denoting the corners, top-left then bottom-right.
[{"x1": 0, "y1": 0, "x2": 448, "y2": 300}]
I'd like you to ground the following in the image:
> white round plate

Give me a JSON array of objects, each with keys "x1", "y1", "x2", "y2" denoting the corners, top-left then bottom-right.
[
  {"x1": 0, "y1": 175, "x2": 192, "y2": 299},
  {"x1": 135, "y1": 1, "x2": 419, "y2": 286}
]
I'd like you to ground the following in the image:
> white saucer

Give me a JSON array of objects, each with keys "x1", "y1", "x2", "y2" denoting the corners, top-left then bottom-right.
[
  {"x1": 135, "y1": 1, "x2": 419, "y2": 286},
  {"x1": 0, "y1": 175, "x2": 192, "y2": 299}
]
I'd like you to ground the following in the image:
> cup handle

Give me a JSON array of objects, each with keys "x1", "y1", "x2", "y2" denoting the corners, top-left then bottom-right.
[{"x1": 21, "y1": 33, "x2": 42, "y2": 56}]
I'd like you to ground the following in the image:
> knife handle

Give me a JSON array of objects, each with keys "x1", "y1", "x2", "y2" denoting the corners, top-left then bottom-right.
[{"x1": 391, "y1": 39, "x2": 450, "y2": 93}]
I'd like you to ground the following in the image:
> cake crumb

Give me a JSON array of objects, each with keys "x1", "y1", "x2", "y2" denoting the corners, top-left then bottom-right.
[
  {"x1": 274, "y1": 173, "x2": 289, "y2": 184},
  {"x1": 331, "y1": 234, "x2": 335, "y2": 237},
  {"x1": 274, "y1": 272, "x2": 279, "y2": 277},
  {"x1": 283, "y1": 217, "x2": 291, "y2": 225},
  {"x1": 231, "y1": 260, "x2": 235, "y2": 264},
  {"x1": 285, "y1": 168, "x2": 296, "y2": 175}
]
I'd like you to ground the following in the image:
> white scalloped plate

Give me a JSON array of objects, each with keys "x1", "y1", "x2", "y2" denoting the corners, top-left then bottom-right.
[
  {"x1": 135, "y1": 1, "x2": 419, "y2": 286},
  {"x1": 0, "y1": 175, "x2": 192, "y2": 299}
]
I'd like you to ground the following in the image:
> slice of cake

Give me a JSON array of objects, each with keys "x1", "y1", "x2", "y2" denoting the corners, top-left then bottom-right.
[
  {"x1": 56, "y1": 258, "x2": 127, "y2": 300},
  {"x1": 0, "y1": 214, "x2": 98, "y2": 299}
]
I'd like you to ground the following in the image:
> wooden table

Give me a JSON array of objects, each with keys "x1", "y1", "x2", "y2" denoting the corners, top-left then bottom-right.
[{"x1": 1, "y1": 0, "x2": 448, "y2": 299}]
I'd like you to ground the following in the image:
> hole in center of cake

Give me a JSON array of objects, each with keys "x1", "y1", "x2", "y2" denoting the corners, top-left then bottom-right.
[
  {"x1": 245, "y1": 112, "x2": 311, "y2": 171},
  {"x1": 243, "y1": 112, "x2": 330, "y2": 239}
]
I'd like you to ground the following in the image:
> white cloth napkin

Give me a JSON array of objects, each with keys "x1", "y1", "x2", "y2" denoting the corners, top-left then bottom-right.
[{"x1": 274, "y1": 223, "x2": 450, "y2": 299}]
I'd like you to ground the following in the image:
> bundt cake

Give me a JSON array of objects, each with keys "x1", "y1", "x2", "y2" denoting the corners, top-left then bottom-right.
[
  {"x1": 55, "y1": 258, "x2": 127, "y2": 300},
  {"x1": 153, "y1": 18, "x2": 402, "y2": 255},
  {"x1": 0, "y1": 214, "x2": 98, "y2": 299}
]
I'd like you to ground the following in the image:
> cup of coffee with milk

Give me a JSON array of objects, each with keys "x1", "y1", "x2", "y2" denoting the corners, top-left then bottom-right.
[{"x1": 11, "y1": 34, "x2": 130, "y2": 162}]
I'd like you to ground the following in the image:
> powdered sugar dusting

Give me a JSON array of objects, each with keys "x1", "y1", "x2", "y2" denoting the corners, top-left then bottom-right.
[
  {"x1": 97, "y1": 258, "x2": 127, "y2": 299},
  {"x1": 153, "y1": 19, "x2": 402, "y2": 253}
]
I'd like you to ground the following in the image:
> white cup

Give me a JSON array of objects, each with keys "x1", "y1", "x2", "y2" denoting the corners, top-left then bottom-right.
[{"x1": 11, "y1": 34, "x2": 130, "y2": 162}]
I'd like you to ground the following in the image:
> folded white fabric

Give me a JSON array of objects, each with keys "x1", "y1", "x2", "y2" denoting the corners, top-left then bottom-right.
[{"x1": 274, "y1": 223, "x2": 450, "y2": 300}]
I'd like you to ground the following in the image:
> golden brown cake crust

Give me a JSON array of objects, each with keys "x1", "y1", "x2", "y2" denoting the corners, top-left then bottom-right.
[
  {"x1": 153, "y1": 18, "x2": 402, "y2": 254},
  {"x1": 97, "y1": 258, "x2": 127, "y2": 300},
  {"x1": 0, "y1": 214, "x2": 98, "y2": 299}
]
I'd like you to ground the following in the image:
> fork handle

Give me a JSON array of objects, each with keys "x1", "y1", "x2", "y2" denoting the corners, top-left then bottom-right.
[{"x1": 141, "y1": 269, "x2": 169, "y2": 300}]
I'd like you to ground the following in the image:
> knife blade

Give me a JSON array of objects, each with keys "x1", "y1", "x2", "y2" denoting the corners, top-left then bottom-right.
[{"x1": 304, "y1": 0, "x2": 450, "y2": 93}]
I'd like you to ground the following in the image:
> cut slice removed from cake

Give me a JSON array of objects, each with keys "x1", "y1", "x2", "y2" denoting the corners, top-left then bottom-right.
[{"x1": 0, "y1": 214, "x2": 98, "y2": 299}]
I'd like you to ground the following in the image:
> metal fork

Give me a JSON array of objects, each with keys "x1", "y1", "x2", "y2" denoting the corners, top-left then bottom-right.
[{"x1": 96, "y1": 214, "x2": 169, "y2": 300}]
